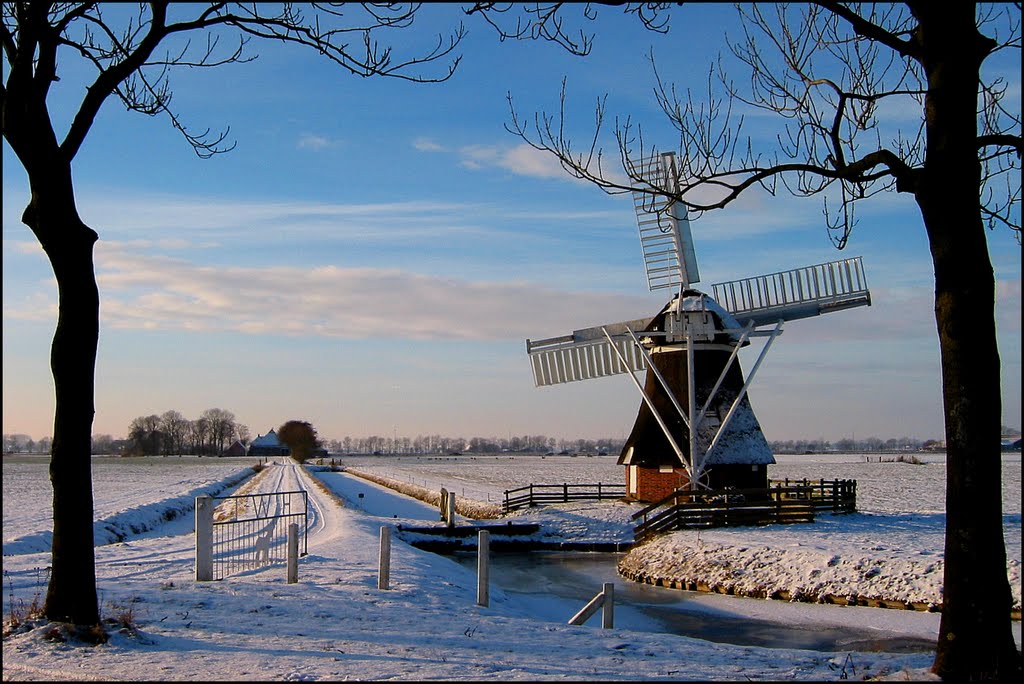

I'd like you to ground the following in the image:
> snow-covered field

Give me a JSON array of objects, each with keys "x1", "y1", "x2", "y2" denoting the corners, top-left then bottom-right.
[
  {"x1": 1, "y1": 452, "x2": 1020, "y2": 681},
  {"x1": 2, "y1": 456, "x2": 258, "y2": 556}
]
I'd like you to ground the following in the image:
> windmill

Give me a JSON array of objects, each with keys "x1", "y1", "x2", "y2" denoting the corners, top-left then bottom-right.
[{"x1": 525, "y1": 152, "x2": 872, "y2": 502}]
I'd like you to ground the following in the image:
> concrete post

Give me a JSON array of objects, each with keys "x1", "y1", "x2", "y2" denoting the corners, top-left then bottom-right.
[
  {"x1": 446, "y1": 491, "x2": 456, "y2": 528},
  {"x1": 601, "y1": 582, "x2": 614, "y2": 629},
  {"x1": 287, "y1": 523, "x2": 299, "y2": 584},
  {"x1": 195, "y1": 495, "x2": 213, "y2": 581},
  {"x1": 476, "y1": 530, "x2": 490, "y2": 607},
  {"x1": 378, "y1": 526, "x2": 391, "y2": 590}
]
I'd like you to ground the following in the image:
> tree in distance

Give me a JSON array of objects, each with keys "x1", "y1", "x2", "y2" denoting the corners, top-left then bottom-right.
[{"x1": 278, "y1": 420, "x2": 321, "y2": 463}]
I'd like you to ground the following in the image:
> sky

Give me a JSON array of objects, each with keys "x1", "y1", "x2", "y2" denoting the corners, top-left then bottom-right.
[
  {"x1": 3, "y1": 454, "x2": 1020, "y2": 679},
  {"x1": 2, "y1": 3, "x2": 1021, "y2": 444}
]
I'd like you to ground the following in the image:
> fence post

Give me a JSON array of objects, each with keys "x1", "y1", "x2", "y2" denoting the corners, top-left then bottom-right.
[
  {"x1": 195, "y1": 495, "x2": 213, "y2": 582},
  {"x1": 287, "y1": 523, "x2": 299, "y2": 584},
  {"x1": 378, "y1": 525, "x2": 391, "y2": 590},
  {"x1": 446, "y1": 491, "x2": 456, "y2": 528},
  {"x1": 602, "y1": 582, "x2": 614, "y2": 629},
  {"x1": 439, "y1": 488, "x2": 448, "y2": 521},
  {"x1": 477, "y1": 530, "x2": 490, "y2": 607},
  {"x1": 563, "y1": 482, "x2": 568, "y2": 502}
]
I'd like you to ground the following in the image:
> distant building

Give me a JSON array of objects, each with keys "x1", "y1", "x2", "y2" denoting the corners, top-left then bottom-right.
[
  {"x1": 247, "y1": 429, "x2": 290, "y2": 458},
  {"x1": 222, "y1": 440, "x2": 247, "y2": 457}
]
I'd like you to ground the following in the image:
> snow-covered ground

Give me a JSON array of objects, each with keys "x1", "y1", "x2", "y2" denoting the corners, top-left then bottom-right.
[{"x1": 1, "y1": 452, "x2": 1020, "y2": 680}]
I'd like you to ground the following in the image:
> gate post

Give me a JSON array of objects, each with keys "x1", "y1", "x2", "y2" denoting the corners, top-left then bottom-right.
[
  {"x1": 378, "y1": 525, "x2": 391, "y2": 590},
  {"x1": 195, "y1": 495, "x2": 213, "y2": 582},
  {"x1": 287, "y1": 523, "x2": 299, "y2": 584},
  {"x1": 477, "y1": 530, "x2": 490, "y2": 607}
]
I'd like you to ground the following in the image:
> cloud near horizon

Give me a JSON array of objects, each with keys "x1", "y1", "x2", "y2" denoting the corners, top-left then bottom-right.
[
  {"x1": 8, "y1": 239, "x2": 1018, "y2": 351},
  {"x1": 62, "y1": 243, "x2": 655, "y2": 342}
]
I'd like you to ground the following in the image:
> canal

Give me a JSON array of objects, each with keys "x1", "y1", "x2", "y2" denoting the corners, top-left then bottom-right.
[{"x1": 447, "y1": 549, "x2": 939, "y2": 653}]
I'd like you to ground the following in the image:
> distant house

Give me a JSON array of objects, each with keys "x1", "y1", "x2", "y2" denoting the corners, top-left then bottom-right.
[
  {"x1": 222, "y1": 440, "x2": 247, "y2": 457},
  {"x1": 247, "y1": 429, "x2": 290, "y2": 458}
]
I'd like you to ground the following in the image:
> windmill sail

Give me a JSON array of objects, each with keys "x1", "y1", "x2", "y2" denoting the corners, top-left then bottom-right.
[
  {"x1": 631, "y1": 152, "x2": 700, "y2": 291},
  {"x1": 710, "y1": 256, "x2": 871, "y2": 328},
  {"x1": 526, "y1": 318, "x2": 653, "y2": 387}
]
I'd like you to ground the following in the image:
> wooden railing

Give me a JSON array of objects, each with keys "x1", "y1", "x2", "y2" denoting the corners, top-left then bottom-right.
[
  {"x1": 632, "y1": 479, "x2": 856, "y2": 541},
  {"x1": 502, "y1": 483, "x2": 627, "y2": 514},
  {"x1": 768, "y1": 478, "x2": 858, "y2": 513}
]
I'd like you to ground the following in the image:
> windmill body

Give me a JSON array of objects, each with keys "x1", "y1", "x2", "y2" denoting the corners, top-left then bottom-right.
[
  {"x1": 618, "y1": 291, "x2": 775, "y2": 501},
  {"x1": 525, "y1": 153, "x2": 872, "y2": 502}
]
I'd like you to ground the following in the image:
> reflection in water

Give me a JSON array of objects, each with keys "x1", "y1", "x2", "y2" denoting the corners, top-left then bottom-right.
[{"x1": 446, "y1": 550, "x2": 935, "y2": 654}]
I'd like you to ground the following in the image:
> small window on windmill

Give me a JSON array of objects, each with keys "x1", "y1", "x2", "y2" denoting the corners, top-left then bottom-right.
[
  {"x1": 659, "y1": 465, "x2": 674, "y2": 473},
  {"x1": 685, "y1": 312, "x2": 716, "y2": 341}
]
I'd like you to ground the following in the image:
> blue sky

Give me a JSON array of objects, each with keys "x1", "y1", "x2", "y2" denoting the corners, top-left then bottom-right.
[{"x1": 3, "y1": 4, "x2": 1020, "y2": 443}]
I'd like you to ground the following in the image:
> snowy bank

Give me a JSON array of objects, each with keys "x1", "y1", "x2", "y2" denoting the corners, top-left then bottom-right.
[{"x1": 2, "y1": 466, "x2": 256, "y2": 556}]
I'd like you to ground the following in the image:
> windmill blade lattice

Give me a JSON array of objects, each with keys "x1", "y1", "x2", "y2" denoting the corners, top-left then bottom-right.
[{"x1": 631, "y1": 153, "x2": 700, "y2": 291}]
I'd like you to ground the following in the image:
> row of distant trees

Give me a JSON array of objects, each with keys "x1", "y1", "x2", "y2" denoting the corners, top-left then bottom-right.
[
  {"x1": 124, "y1": 408, "x2": 248, "y2": 457},
  {"x1": 6, "y1": 426, "x2": 1020, "y2": 457},
  {"x1": 318, "y1": 434, "x2": 623, "y2": 455},
  {"x1": 771, "y1": 436, "x2": 944, "y2": 454}
]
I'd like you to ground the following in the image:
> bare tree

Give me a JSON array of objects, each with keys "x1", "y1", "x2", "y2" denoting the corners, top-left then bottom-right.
[
  {"x1": 159, "y1": 410, "x2": 189, "y2": 456},
  {"x1": 201, "y1": 408, "x2": 236, "y2": 455},
  {"x1": 2, "y1": 2, "x2": 464, "y2": 629},
  {"x1": 469, "y1": 2, "x2": 1021, "y2": 680},
  {"x1": 127, "y1": 413, "x2": 163, "y2": 455},
  {"x1": 235, "y1": 422, "x2": 251, "y2": 445}
]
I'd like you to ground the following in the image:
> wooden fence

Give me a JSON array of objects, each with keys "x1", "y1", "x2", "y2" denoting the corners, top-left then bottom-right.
[
  {"x1": 632, "y1": 479, "x2": 856, "y2": 541},
  {"x1": 769, "y1": 478, "x2": 858, "y2": 513},
  {"x1": 502, "y1": 483, "x2": 627, "y2": 514}
]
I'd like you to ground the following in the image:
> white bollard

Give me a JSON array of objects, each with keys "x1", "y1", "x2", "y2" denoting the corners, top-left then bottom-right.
[
  {"x1": 286, "y1": 523, "x2": 299, "y2": 584},
  {"x1": 195, "y1": 495, "x2": 213, "y2": 582},
  {"x1": 446, "y1": 491, "x2": 456, "y2": 528},
  {"x1": 568, "y1": 583, "x2": 615, "y2": 628},
  {"x1": 602, "y1": 582, "x2": 614, "y2": 629},
  {"x1": 378, "y1": 526, "x2": 391, "y2": 590},
  {"x1": 477, "y1": 530, "x2": 490, "y2": 607}
]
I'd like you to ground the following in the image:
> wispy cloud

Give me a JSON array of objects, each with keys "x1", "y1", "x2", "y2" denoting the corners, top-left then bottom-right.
[
  {"x1": 53, "y1": 190, "x2": 512, "y2": 246},
  {"x1": 455, "y1": 142, "x2": 629, "y2": 187},
  {"x1": 297, "y1": 133, "x2": 342, "y2": 150},
  {"x1": 7, "y1": 244, "x2": 654, "y2": 342},
  {"x1": 413, "y1": 137, "x2": 445, "y2": 152}
]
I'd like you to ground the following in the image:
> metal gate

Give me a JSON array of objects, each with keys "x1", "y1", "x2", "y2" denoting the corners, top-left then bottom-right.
[{"x1": 196, "y1": 490, "x2": 308, "y2": 581}]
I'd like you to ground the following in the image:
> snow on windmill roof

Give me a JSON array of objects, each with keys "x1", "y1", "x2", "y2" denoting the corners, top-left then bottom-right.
[{"x1": 250, "y1": 429, "x2": 282, "y2": 448}]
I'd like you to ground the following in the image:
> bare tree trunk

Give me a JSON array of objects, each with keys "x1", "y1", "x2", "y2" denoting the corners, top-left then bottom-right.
[
  {"x1": 22, "y1": 167, "x2": 102, "y2": 627},
  {"x1": 923, "y1": 189, "x2": 1019, "y2": 680},
  {"x1": 915, "y1": 4, "x2": 1020, "y2": 677}
]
